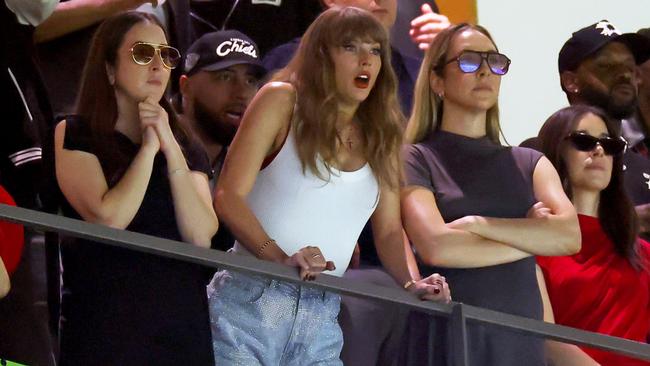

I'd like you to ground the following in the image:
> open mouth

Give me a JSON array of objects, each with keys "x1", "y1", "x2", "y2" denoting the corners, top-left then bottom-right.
[
  {"x1": 225, "y1": 111, "x2": 243, "y2": 120},
  {"x1": 223, "y1": 103, "x2": 247, "y2": 121},
  {"x1": 354, "y1": 73, "x2": 370, "y2": 89}
]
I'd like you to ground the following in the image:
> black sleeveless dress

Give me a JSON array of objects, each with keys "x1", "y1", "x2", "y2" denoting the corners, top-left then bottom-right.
[
  {"x1": 401, "y1": 130, "x2": 546, "y2": 366},
  {"x1": 58, "y1": 116, "x2": 214, "y2": 365}
]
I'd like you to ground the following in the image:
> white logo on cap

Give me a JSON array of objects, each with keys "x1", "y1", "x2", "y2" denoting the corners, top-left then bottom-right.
[
  {"x1": 595, "y1": 21, "x2": 621, "y2": 37},
  {"x1": 216, "y1": 38, "x2": 258, "y2": 59}
]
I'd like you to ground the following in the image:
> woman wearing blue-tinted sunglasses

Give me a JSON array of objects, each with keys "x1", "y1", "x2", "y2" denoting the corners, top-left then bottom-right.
[{"x1": 399, "y1": 23, "x2": 598, "y2": 365}]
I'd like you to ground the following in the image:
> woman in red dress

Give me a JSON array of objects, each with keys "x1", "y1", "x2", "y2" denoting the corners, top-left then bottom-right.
[
  {"x1": 537, "y1": 104, "x2": 650, "y2": 366},
  {"x1": 0, "y1": 185, "x2": 24, "y2": 298}
]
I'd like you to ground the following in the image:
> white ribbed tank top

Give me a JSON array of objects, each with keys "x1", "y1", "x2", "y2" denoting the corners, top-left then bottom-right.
[{"x1": 233, "y1": 128, "x2": 380, "y2": 277}]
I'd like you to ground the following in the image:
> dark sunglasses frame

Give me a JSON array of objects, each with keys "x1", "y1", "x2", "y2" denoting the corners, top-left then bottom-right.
[
  {"x1": 443, "y1": 50, "x2": 511, "y2": 75},
  {"x1": 565, "y1": 132, "x2": 627, "y2": 156},
  {"x1": 130, "y1": 42, "x2": 181, "y2": 69}
]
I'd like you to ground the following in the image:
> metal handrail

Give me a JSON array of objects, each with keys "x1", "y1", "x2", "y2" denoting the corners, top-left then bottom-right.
[{"x1": 1, "y1": 204, "x2": 649, "y2": 363}]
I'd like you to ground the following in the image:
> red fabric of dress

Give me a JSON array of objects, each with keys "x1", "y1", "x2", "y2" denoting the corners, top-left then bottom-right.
[
  {"x1": 538, "y1": 214, "x2": 650, "y2": 365},
  {"x1": 0, "y1": 185, "x2": 24, "y2": 275}
]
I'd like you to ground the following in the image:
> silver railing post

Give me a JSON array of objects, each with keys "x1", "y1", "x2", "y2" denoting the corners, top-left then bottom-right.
[{"x1": 451, "y1": 303, "x2": 469, "y2": 366}]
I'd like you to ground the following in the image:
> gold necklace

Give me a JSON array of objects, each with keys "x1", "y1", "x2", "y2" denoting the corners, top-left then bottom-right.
[{"x1": 337, "y1": 123, "x2": 360, "y2": 151}]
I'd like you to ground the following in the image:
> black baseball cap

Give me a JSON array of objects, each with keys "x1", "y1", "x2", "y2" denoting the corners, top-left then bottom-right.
[
  {"x1": 184, "y1": 30, "x2": 266, "y2": 77},
  {"x1": 558, "y1": 20, "x2": 650, "y2": 73}
]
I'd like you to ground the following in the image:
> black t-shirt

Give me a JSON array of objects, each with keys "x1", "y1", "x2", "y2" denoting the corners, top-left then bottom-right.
[
  {"x1": 401, "y1": 130, "x2": 545, "y2": 366},
  {"x1": 622, "y1": 150, "x2": 650, "y2": 206},
  {"x1": 1, "y1": 4, "x2": 56, "y2": 209},
  {"x1": 58, "y1": 116, "x2": 214, "y2": 365}
]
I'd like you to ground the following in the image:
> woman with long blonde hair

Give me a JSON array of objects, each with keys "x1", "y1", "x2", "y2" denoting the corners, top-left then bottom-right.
[
  {"x1": 400, "y1": 23, "x2": 594, "y2": 365},
  {"x1": 208, "y1": 6, "x2": 449, "y2": 364}
]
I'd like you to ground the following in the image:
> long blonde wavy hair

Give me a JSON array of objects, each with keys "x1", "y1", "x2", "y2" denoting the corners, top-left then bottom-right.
[
  {"x1": 405, "y1": 23, "x2": 503, "y2": 145},
  {"x1": 273, "y1": 6, "x2": 404, "y2": 189}
]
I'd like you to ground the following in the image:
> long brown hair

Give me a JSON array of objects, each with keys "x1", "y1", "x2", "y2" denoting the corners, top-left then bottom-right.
[
  {"x1": 406, "y1": 23, "x2": 502, "y2": 144},
  {"x1": 273, "y1": 6, "x2": 404, "y2": 189},
  {"x1": 76, "y1": 11, "x2": 189, "y2": 185},
  {"x1": 538, "y1": 105, "x2": 646, "y2": 271}
]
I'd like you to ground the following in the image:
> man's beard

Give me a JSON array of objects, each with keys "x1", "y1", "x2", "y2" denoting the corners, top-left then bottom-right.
[
  {"x1": 580, "y1": 82, "x2": 638, "y2": 120},
  {"x1": 193, "y1": 98, "x2": 237, "y2": 146}
]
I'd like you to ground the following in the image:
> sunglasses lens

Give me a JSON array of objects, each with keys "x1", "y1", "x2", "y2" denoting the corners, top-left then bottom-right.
[
  {"x1": 569, "y1": 134, "x2": 598, "y2": 151},
  {"x1": 160, "y1": 47, "x2": 181, "y2": 69},
  {"x1": 132, "y1": 43, "x2": 155, "y2": 65},
  {"x1": 569, "y1": 133, "x2": 626, "y2": 155},
  {"x1": 457, "y1": 52, "x2": 482, "y2": 73},
  {"x1": 487, "y1": 53, "x2": 510, "y2": 75},
  {"x1": 600, "y1": 138, "x2": 626, "y2": 155}
]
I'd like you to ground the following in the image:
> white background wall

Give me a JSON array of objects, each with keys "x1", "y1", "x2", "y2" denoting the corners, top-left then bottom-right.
[{"x1": 476, "y1": 1, "x2": 649, "y2": 145}]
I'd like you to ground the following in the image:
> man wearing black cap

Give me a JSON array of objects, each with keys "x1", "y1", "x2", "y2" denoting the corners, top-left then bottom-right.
[
  {"x1": 180, "y1": 30, "x2": 266, "y2": 187},
  {"x1": 623, "y1": 28, "x2": 650, "y2": 156},
  {"x1": 558, "y1": 20, "x2": 650, "y2": 123},
  {"x1": 557, "y1": 20, "x2": 650, "y2": 228},
  {"x1": 179, "y1": 30, "x2": 266, "y2": 251}
]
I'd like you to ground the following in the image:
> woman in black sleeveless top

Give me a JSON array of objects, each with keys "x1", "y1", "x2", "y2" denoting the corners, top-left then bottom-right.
[
  {"x1": 399, "y1": 24, "x2": 592, "y2": 365},
  {"x1": 54, "y1": 12, "x2": 218, "y2": 365}
]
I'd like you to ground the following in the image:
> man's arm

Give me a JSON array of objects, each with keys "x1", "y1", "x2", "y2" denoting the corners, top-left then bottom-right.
[{"x1": 34, "y1": 0, "x2": 153, "y2": 43}]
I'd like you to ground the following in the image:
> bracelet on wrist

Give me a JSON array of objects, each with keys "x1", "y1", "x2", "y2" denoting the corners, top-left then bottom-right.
[
  {"x1": 168, "y1": 168, "x2": 189, "y2": 176},
  {"x1": 257, "y1": 239, "x2": 276, "y2": 258},
  {"x1": 403, "y1": 279, "x2": 417, "y2": 290}
]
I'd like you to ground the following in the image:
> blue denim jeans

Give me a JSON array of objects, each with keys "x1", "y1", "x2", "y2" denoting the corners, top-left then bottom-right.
[{"x1": 207, "y1": 270, "x2": 343, "y2": 366}]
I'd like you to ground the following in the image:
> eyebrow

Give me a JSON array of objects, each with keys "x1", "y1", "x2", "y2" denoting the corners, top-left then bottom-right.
[
  {"x1": 132, "y1": 41, "x2": 170, "y2": 46},
  {"x1": 460, "y1": 48, "x2": 498, "y2": 53},
  {"x1": 342, "y1": 38, "x2": 381, "y2": 45},
  {"x1": 575, "y1": 129, "x2": 611, "y2": 137}
]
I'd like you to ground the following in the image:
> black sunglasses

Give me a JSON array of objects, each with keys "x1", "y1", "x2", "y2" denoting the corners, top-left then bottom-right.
[
  {"x1": 443, "y1": 50, "x2": 511, "y2": 75},
  {"x1": 565, "y1": 132, "x2": 627, "y2": 156}
]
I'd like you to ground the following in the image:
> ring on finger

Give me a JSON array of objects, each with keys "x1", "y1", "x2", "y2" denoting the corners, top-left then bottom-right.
[{"x1": 312, "y1": 253, "x2": 322, "y2": 259}]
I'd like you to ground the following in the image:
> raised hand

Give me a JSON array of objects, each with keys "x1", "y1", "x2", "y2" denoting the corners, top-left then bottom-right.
[
  {"x1": 138, "y1": 96, "x2": 175, "y2": 153},
  {"x1": 284, "y1": 245, "x2": 336, "y2": 281},
  {"x1": 409, "y1": 3, "x2": 451, "y2": 50}
]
